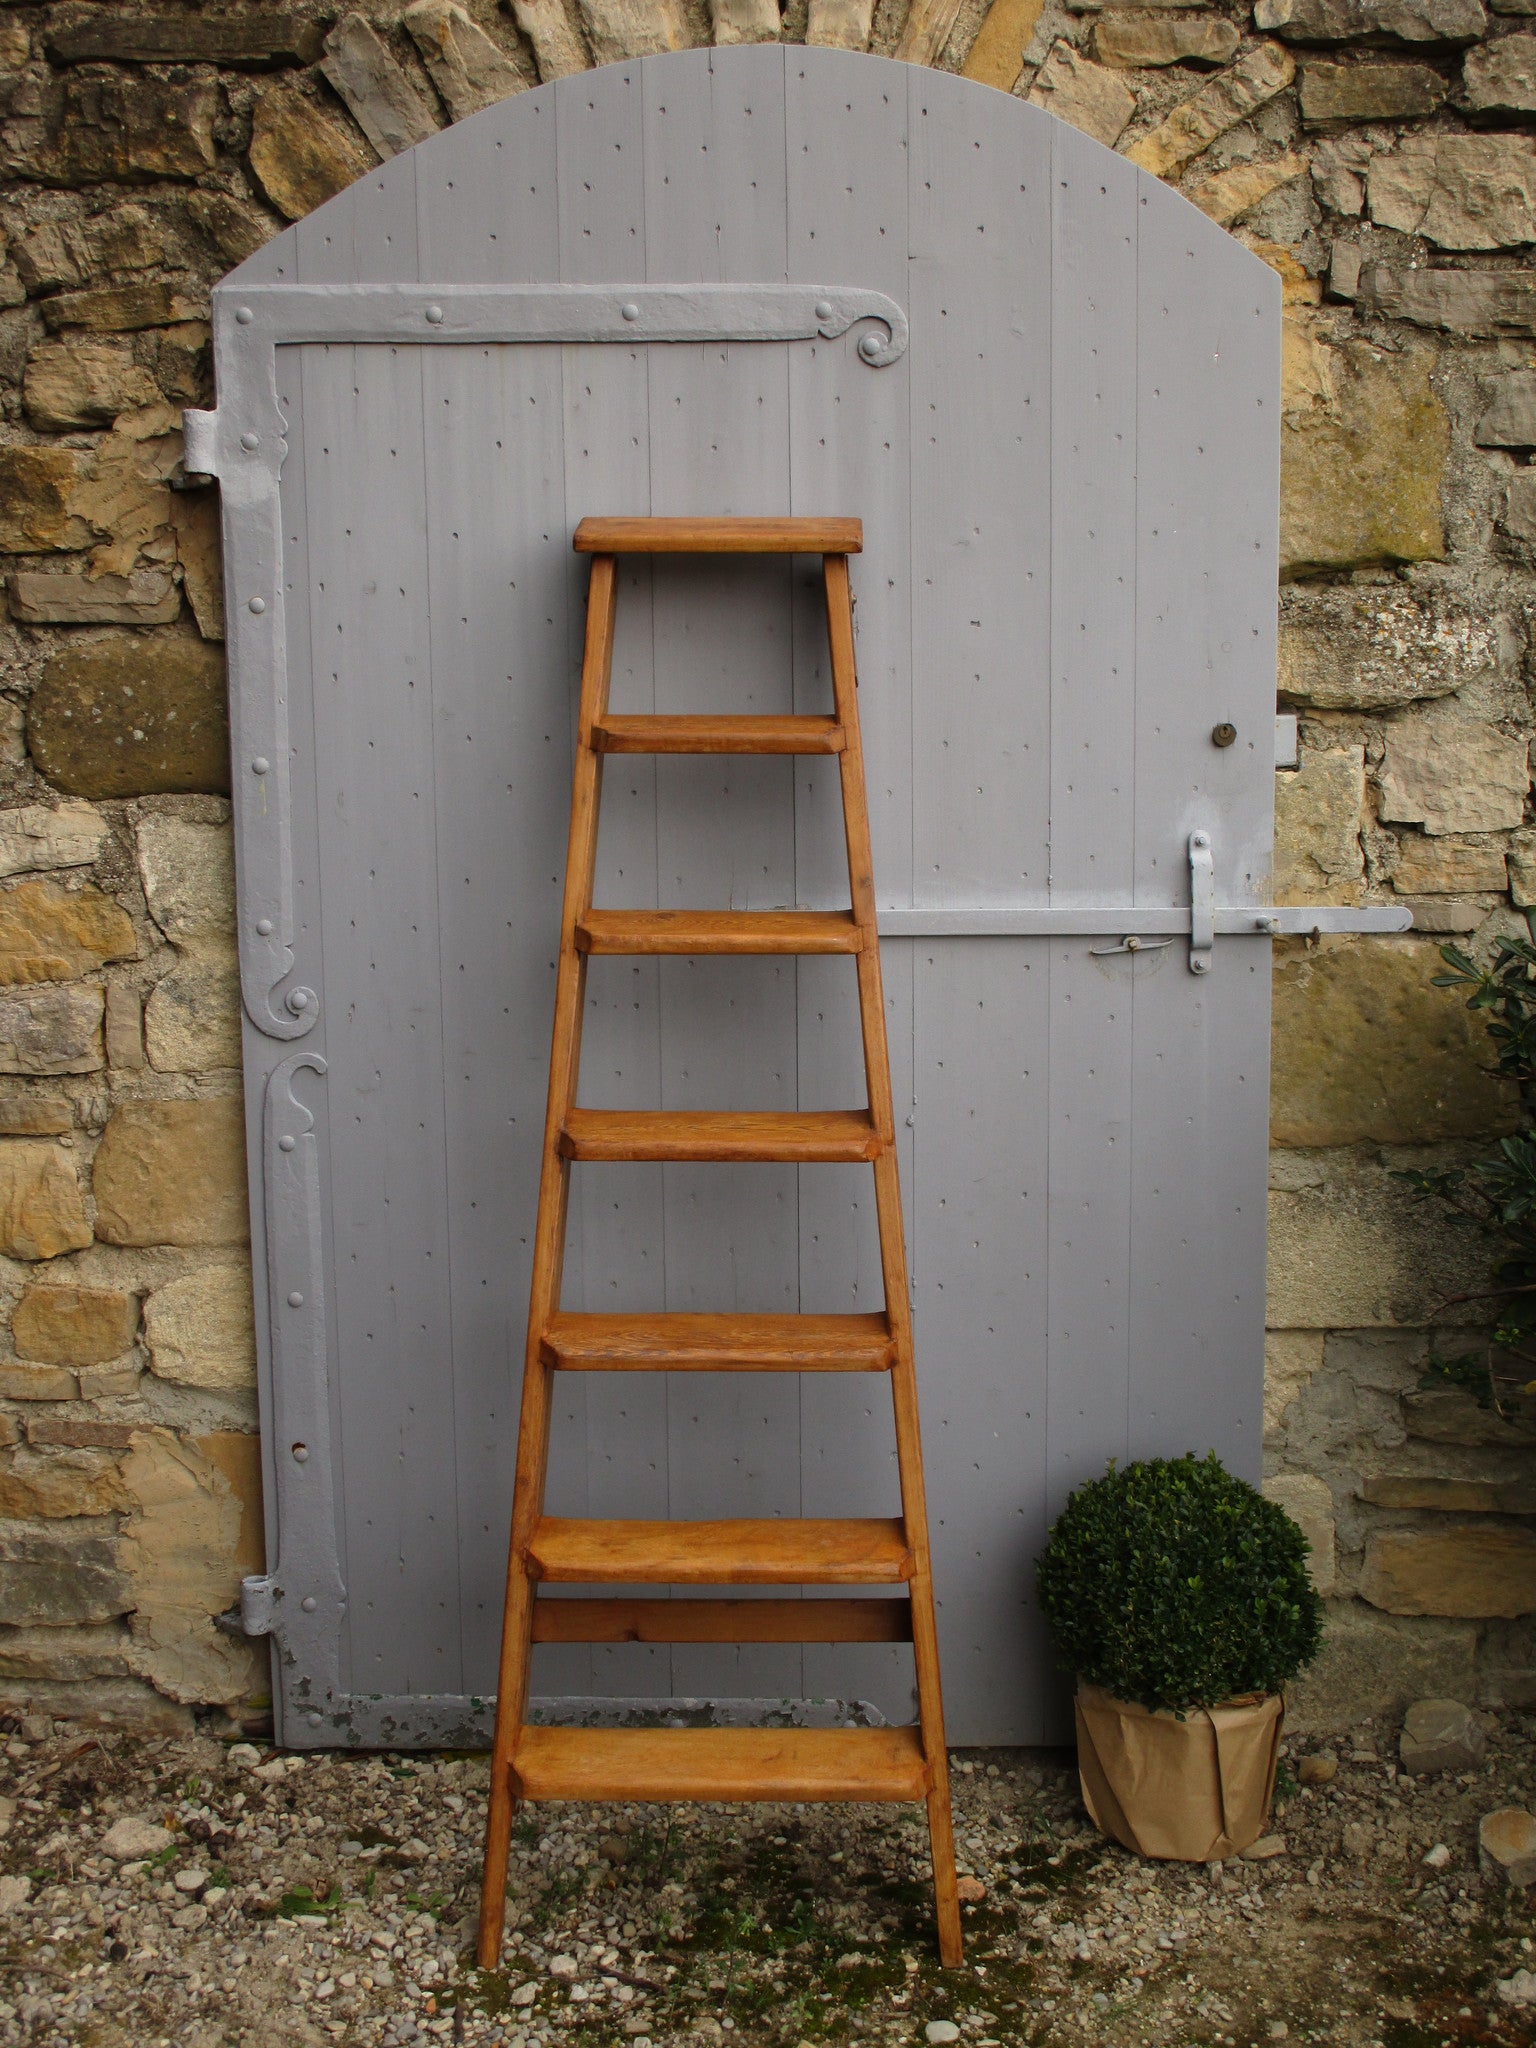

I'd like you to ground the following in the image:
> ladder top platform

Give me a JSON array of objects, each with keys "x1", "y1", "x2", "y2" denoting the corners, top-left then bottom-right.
[{"x1": 574, "y1": 515, "x2": 863, "y2": 555}]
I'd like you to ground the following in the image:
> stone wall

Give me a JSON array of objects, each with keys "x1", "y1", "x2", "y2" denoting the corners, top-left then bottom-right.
[{"x1": 0, "y1": 0, "x2": 1533, "y2": 1735}]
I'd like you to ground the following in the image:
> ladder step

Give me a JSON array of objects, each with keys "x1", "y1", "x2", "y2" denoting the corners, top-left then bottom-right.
[
  {"x1": 560, "y1": 1108, "x2": 882, "y2": 1163},
  {"x1": 575, "y1": 515, "x2": 863, "y2": 555},
  {"x1": 532, "y1": 1595, "x2": 913, "y2": 1644},
  {"x1": 526, "y1": 1516, "x2": 913, "y2": 1584},
  {"x1": 577, "y1": 909, "x2": 861, "y2": 957},
  {"x1": 541, "y1": 1310, "x2": 895, "y2": 1372},
  {"x1": 513, "y1": 1724, "x2": 927, "y2": 1804},
  {"x1": 593, "y1": 715, "x2": 845, "y2": 755}
]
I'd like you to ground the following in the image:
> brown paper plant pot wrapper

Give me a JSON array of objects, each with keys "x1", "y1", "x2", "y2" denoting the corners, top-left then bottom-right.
[{"x1": 1074, "y1": 1683, "x2": 1284, "y2": 1862}]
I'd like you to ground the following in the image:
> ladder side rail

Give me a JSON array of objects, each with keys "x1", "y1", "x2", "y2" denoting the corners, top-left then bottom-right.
[
  {"x1": 478, "y1": 553, "x2": 619, "y2": 1969},
  {"x1": 823, "y1": 552, "x2": 963, "y2": 1969}
]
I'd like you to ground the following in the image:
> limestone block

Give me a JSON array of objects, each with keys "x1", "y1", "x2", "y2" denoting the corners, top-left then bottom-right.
[
  {"x1": 1477, "y1": 371, "x2": 1536, "y2": 447},
  {"x1": 1369, "y1": 135, "x2": 1536, "y2": 250},
  {"x1": 0, "y1": 1360, "x2": 77, "y2": 1401},
  {"x1": 1263, "y1": 1471, "x2": 1337, "y2": 1593},
  {"x1": 1501, "y1": 471, "x2": 1536, "y2": 544},
  {"x1": 1362, "y1": 1525, "x2": 1536, "y2": 1617},
  {"x1": 248, "y1": 87, "x2": 374, "y2": 222},
  {"x1": 143, "y1": 1267, "x2": 257, "y2": 1391},
  {"x1": 710, "y1": 0, "x2": 781, "y2": 42},
  {"x1": 0, "y1": 1141, "x2": 91, "y2": 1260},
  {"x1": 46, "y1": 74, "x2": 217, "y2": 182},
  {"x1": 195, "y1": 1432, "x2": 265, "y2": 1579},
  {"x1": 1365, "y1": 1471, "x2": 1536, "y2": 1512},
  {"x1": 92, "y1": 1099, "x2": 249, "y2": 1248},
  {"x1": 0, "y1": 1522, "x2": 131, "y2": 1628},
  {"x1": 323, "y1": 13, "x2": 440, "y2": 158},
  {"x1": 1510, "y1": 829, "x2": 1536, "y2": 907},
  {"x1": 1299, "y1": 56, "x2": 1447, "y2": 116},
  {"x1": 1280, "y1": 329, "x2": 1447, "y2": 576},
  {"x1": 1399, "y1": 1696, "x2": 1487, "y2": 1773},
  {"x1": 0, "y1": 1096, "x2": 71, "y2": 1138},
  {"x1": 405, "y1": 0, "x2": 530, "y2": 120},
  {"x1": 506, "y1": 0, "x2": 591, "y2": 76},
  {"x1": 1273, "y1": 745, "x2": 1364, "y2": 904},
  {"x1": 118, "y1": 1429, "x2": 263, "y2": 1706},
  {"x1": 21, "y1": 337, "x2": 158, "y2": 432},
  {"x1": 1378, "y1": 702, "x2": 1529, "y2": 834},
  {"x1": 1314, "y1": 139, "x2": 1369, "y2": 215},
  {"x1": 1391, "y1": 836, "x2": 1507, "y2": 894},
  {"x1": 1404, "y1": 1386, "x2": 1536, "y2": 1446},
  {"x1": 0, "y1": 883, "x2": 136, "y2": 987},
  {"x1": 894, "y1": 0, "x2": 969, "y2": 62},
  {"x1": 807, "y1": 0, "x2": 876, "y2": 46},
  {"x1": 0, "y1": 1447, "x2": 129, "y2": 1520},
  {"x1": 44, "y1": 10, "x2": 324, "y2": 64},
  {"x1": 1188, "y1": 155, "x2": 1307, "y2": 226},
  {"x1": 1094, "y1": 13, "x2": 1240, "y2": 61},
  {"x1": 0, "y1": 984, "x2": 105, "y2": 1076},
  {"x1": 9, "y1": 569, "x2": 179, "y2": 627},
  {"x1": 104, "y1": 984, "x2": 145, "y2": 1071},
  {"x1": 1284, "y1": 1601, "x2": 1480, "y2": 1739},
  {"x1": 39, "y1": 284, "x2": 202, "y2": 334},
  {"x1": 1279, "y1": 585, "x2": 1496, "y2": 711},
  {"x1": 1267, "y1": 1156, "x2": 1494, "y2": 1328},
  {"x1": 1465, "y1": 28, "x2": 1536, "y2": 107},
  {"x1": 1271, "y1": 938, "x2": 1517, "y2": 1145},
  {"x1": 1125, "y1": 43, "x2": 1295, "y2": 178},
  {"x1": 0, "y1": 802, "x2": 108, "y2": 883},
  {"x1": 0, "y1": 447, "x2": 92, "y2": 553},
  {"x1": 572, "y1": 0, "x2": 688, "y2": 55},
  {"x1": 1481, "y1": 1808, "x2": 1536, "y2": 1885},
  {"x1": 0, "y1": 1624, "x2": 129, "y2": 1684},
  {"x1": 169, "y1": 492, "x2": 223, "y2": 642},
  {"x1": 77, "y1": 1357, "x2": 140, "y2": 1401},
  {"x1": 1026, "y1": 41, "x2": 1135, "y2": 146},
  {"x1": 963, "y1": 0, "x2": 1044, "y2": 83},
  {"x1": 1264, "y1": 1329, "x2": 1324, "y2": 1440},
  {"x1": 188, "y1": 191, "x2": 275, "y2": 269},
  {"x1": 1360, "y1": 263, "x2": 1536, "y2": 335},
  {"x1": 145, "y1": 940, "x2": 242, "y2": 1072},
  {"x1": 28, "y1": 636, "x2": 230, "y2": 800},
  {"x1": 13, "y1": 1284, "x2": 138, "y2": 1365},
  {"x1": 134, "y1": 815, "x2": 235, "y2": 941},
  {"x1": 1254, "y1": 0, "x2": 1487, "y2": 40}
]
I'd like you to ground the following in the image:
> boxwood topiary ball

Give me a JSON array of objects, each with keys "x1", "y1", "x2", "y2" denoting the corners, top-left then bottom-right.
[{"x1": 1035, "y1": 1451, "x2": 1323, "y2": 1716}]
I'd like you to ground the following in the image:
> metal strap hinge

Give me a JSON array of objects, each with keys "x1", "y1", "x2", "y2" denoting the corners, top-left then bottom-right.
[{"x1": 239, "y1": 1573, "x2": 278, "y2": 1637}]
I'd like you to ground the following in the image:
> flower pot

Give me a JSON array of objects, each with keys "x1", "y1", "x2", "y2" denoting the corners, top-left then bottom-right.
[{"x1": 1073, "y1": 1683, "x2": 1283, "y2": 1862}]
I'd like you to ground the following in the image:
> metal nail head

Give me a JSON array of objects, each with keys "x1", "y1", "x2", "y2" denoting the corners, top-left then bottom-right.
[
  {"x1": 425, "y1": 304, "x2": 444, "y2": 324},
  {"x1": 240, "y1": 432, "x2": 260, "y2": 452}
]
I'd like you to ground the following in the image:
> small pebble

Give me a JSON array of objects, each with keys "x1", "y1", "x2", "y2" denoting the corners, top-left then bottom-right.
[
  {"x1": 925, "y1": 2024, "x2": 961, "y2": 2045},
  {"x1": 1241, "y1": 1835, "x2": 1286, "y2": 1861}
]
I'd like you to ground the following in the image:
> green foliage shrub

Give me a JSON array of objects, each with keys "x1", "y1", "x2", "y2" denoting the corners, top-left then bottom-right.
[{"x1": 1035, "y1": 1452, "x2": 1323, "y2": 1715}]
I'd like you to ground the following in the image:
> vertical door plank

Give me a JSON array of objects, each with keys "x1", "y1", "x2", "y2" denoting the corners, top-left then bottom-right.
[
  {"x1": 640, "y1": 47, "x2": 807, "y2": 1701},
  {"x1": 1041, "y1": 121, "x2": 1141, "y2": 1579},
  {"x1": 416, "y1": 93, "x2": 570, "y2": 1695},
  {"x1": 298, "y1": 338, "x2": 460, "y2": 1698},
  {"x1": 783, "y1": 59, "x2": 914, "y2": 1717},
  {"x1": 554, "y1": 61, "x2": 666, "y2": 1700},
  {"x1": 1128, "y1": 201, "x2": 1278, "y2": 1485}
]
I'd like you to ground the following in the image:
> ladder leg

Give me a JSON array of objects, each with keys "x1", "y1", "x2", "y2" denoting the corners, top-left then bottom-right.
[
  {"x1": 824, "y1": 552, "x2": 962, "y2": 1966},
  {"x1": 479, "y1": 556, "x2": 619, "y2": 1968}
]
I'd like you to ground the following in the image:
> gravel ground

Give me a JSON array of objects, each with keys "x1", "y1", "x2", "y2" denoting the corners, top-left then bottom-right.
[{"x1": 3, "y1": 1708, "x2": 1536, "y2": 2047}]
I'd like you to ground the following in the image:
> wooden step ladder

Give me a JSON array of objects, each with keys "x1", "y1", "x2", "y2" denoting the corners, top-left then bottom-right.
[{"x1": 477, "y1": 514, "x2": 962, "y2": 1971}]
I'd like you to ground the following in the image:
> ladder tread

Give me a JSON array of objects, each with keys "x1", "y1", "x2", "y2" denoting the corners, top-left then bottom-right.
[
  {"x1": 513, "y1": 1724, "x2": 927, "y2": 1804},
  {"x1": 577, "y1": 909, "x2": 861, "y2": 956},
  {"x1": 531, "y1": 1595, "x2": 912, "y2": 1644},
  {"x1": 560, "y1": 1108, "x2": 883, "y2": 1163},
  {"x1": 542, "y1": 1310, "x2": 895, "y2": 1371},
  {"x1": 527, "y1": 1515, "x2": 913, "y2": 1584},
  {"x1": 575, "y1": 515, "x2": 862, "y2": 555},
  {"x1": 593, "y1": 715, "x2": 845, "y2": 755}
]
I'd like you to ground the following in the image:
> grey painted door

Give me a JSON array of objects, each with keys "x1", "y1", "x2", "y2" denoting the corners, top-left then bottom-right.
[{"x1": 206, "y1": 45, "x2": 1296, "y2": 1748}]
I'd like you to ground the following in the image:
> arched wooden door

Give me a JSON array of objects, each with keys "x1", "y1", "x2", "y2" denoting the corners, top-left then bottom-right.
[{"x1": 201, "y1": 45, "x2": 1382, "y2": 1747}]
